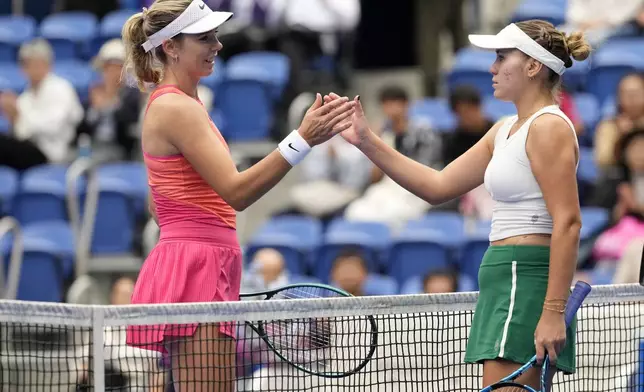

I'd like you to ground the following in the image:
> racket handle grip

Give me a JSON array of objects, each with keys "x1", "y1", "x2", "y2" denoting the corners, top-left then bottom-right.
[{"x1": 564, "y1": 281, "x2": 591, "y2": 327}]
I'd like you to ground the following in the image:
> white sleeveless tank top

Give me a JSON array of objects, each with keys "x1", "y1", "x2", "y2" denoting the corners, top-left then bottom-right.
[{"x1": 483, "y1": 105, "x2": 578, "y2": 242}]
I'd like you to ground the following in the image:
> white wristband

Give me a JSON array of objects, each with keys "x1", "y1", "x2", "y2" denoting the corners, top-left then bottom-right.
[{"x1": 277, "y1": 130, "x2": 311, "y2": 166}]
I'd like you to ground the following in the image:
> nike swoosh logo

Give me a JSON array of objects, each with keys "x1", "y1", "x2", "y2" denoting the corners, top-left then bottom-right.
[
  {"x1": 288, "y1": 143, "x2": 299, "y2": 152},
  {"x1": 199, "y1": 3, "x2": 205, "y2": 9}
]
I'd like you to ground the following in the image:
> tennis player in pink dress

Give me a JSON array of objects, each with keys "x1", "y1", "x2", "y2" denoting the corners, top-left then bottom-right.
[{"x1": 120, "y1": 0, "x2": 356, "y2": 390}]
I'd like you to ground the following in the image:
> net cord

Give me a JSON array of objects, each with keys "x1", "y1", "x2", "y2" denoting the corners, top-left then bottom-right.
[{"x1": 0, "y1": 284, "x2": 641, "y2": 327}]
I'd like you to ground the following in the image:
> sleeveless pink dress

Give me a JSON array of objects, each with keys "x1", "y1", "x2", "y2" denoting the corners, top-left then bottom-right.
[{"x1": 126, "y1": 85, "x2": 242, "y2": 353}]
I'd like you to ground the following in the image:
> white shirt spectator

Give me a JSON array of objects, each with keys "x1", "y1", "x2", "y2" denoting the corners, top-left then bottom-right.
[
  {"x1": 279, "y1": 0, "x2": 361, "y2": 33},
  {"x1": 566, "y1": 0, "x2": 643, "y2": 28},
  {"x1": 14, "y1": 73, "x2": 84, "y2": 163}
]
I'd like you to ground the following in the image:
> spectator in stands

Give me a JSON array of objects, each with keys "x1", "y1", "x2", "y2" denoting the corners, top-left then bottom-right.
[
  {"x1": 594, "y1": 73, "x2": 644, "y2": 170},
  {"x1": 290, "y1": 126, "x2": 373, "y2": 219},
  {"x1": 330, "y1": 248, "x2": 368, "y2": 296},
  {"x1": 444, "y1": 85, "x2": 493, "y2": 165},
  {"x1": 247, "y1": 248, "x2": 289, "y2": 291},
  {"x1": 343, "y1": 86, "x2": 438, "y2": 231},
  {"x1": 560, "y1": 0, "x2": 644, "y2": 46},
  {"x1": 0, "y1": 38, "x2": 83, "y2": 170},
  {"x1": 592, "y1": 130, "x2": 644, "y2": 266},
  {"x1": 77, "y1": 39, "x2": 142, "y2": 162},
  {"x1": 422, "y1": 269, "x2": 459, "y2": 294}
]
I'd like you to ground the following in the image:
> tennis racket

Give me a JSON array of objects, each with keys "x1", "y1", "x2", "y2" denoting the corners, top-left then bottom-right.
[
  {"x1": 480, "y1": 281, "x2": 592, "y2": 392},
  {"x1": 240, "y1": 283, "x2": 378, "y2": 378}
]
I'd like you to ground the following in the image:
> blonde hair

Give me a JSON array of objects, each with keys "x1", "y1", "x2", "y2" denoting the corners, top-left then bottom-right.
[
  {"x1": 515, "y1": 20, "x2": 592, "y2": 92},
  {"x1": 19, "y1": 38, "x2": 54, "y2": 63},
  {"x1": 121, "y1": 0, "x2": 192, "y2": 91}
]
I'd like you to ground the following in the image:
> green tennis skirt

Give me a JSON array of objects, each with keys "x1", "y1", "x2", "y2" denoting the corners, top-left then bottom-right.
[{"x1": 464, "y1": 245, "x2": 576, "y2": 374}]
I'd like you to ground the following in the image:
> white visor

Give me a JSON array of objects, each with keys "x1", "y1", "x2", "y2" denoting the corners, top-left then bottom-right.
[
  {"x1": 142, "y1": 0, "x2": 233, "y2": 53},
  {"x1": 468, "y1": 23, "x2": 566, "y2": 75}
]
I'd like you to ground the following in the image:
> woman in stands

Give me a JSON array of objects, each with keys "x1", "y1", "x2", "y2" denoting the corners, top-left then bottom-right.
[
  {"x1": 120, "y1": 0, "x2": 356, "y2": 390},
  {"x1": 328, "y1": 20, "x2": 590, "y2": 389}
]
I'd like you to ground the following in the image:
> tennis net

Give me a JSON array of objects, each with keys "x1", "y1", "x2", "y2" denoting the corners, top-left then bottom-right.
[{"x1": 0, "y1": 284, "x2": 642, "y2": 391}]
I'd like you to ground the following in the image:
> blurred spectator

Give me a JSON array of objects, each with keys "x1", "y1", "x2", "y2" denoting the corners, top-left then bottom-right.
[
  {"x1": 110, "y1": 275, "x2": 136, "y2": 305},
  {"x1": 594, "y1": 73, "x2": 644, "y2": 170},
  {"x1": 0, "y1": 38, "x2": 83, "y2": 170},
  {"x1": 422, "y1": 269, "x2": 459, "y2": 294},
  {"x1": 276, "y1": 0, "x2": 360, "y2": 94},
  {"x1": 250, "y1": 247, "x2": 290, "y2": 290},
  {"x1": 289, "y1": 132, "x2": 372, "y2": 219},
  {"x1": 443, "y1": 85, "x2": 493, "y2": 165},
  {"x1": 592, "y1": 130, "x2": 644, "y2": 263},
  {"x1": 330, "y1": 248, "x2": 368, "y2": 296},
  {"x1": 77, "y1": 39, "x2": 142, "y2": 162},
  {"x1": 560, "y1": 0, "x2": 644, "y2": 46},
  {"x1": 344, "y1": 86, "x2": 438, "y2": 231}
]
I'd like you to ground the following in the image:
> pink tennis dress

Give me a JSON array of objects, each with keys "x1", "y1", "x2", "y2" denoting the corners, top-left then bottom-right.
[{"x1": 126, "y1": 85, "x2": 242, "y2": 353}]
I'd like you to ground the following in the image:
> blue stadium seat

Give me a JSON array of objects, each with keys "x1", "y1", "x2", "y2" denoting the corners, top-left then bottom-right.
[
  {"x1": 601, "y1": 96, "x2": 616, "y2": 119},
  {"x1": 0, "y1": 63, "x2": 28, "y2": 93},
  {"x1": 387, "y1": 225, "x2": 457, "y2": 285},
  {"x1": 86, "y1": 162, "x2": 147, "y2": 254},
  {"x1": 315, "y1": 220, "x2": 391, "y2": 282},
  {"x1": 448, "y1": 48, "x2": 496, "y2": 97},
  {"x1": 0, "y1": 115, "x2": 9, "y2": 134},
  {"x1": 511, "y1": 1, "x2": 566, "y2": 26},
  {"x1": 363, "y1": 273, "x2": 399, "y2": 296},
  {"x1": 458, "y1": 232, "x2": 489, "y2": 289},
  {"x1": 586, "y1": 46, "x2": 644, "y2": 104},
  {"x1": 289, "y1": 274, "x2": 321, "y2": 285},
  {"x1": 14, "y1": 164, "x2": 80, "y2": 225},
  {"x1": 415, "y1": 211, "x2": 465, "y2": 238},
  {"x1": 0, "y1": 15, "x2": 37, "y2": 62},
  {"x1": 53, "y1": 60, "x2": 98, "y2": 104},
  {"x1": 225, "y1": 51, "x2": 290, "y2": 99},
  {"x1": 580, "y1": 207, "x2": 610, "y2": 241},
  {"x1": 400, "y1": 274, "x2": 476, "y2": 294},
  {"x1": 40, "y1": 12, "x2": 98, "y2": 60},
  {"x1": 574, "y1": 93, "x2": 600, "y2": 145},
  {"x1": 563, "y1": 60, "x2": 590, "y2": 92},
  {"x1": 92, "y1": 9, "x2": 136, "y2": 55},
  {"x1": 246, "y1": 215, "x2": 323, "y2": 275},
  {"x1": 409, "y1": 98, "x2": 457, "y2": 132},
  {"x1": 216, "y1": 79, "x2": 273, "y2": 141},
  {"x1": 200, "y1": 59, "x2": 226, "y2": 96},
  {"x1": 483, "y1": 96, "x2": 516, "y2": 121},
  {"x1": 1, "y1": 221, "x2": 75, "y2": 302},
  {"x1": 0, "y1": 166, "x2": 18, "y2": 216},
  {"x1": 577, "y1": 147, "x2": 598, "y2": 185}
]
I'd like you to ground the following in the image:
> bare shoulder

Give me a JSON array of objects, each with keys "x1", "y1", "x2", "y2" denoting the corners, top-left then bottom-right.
[
  {"x1": 528, "y1": 113, "x2": 578, "y2": 153},
  {"x1": 147, "y1": 93, "x2": 203, "y2": 127}
]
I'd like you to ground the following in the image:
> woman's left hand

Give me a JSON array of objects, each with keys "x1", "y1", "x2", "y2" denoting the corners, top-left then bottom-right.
[{"x1": 534, "y1": 309, "x2": 566, "y2": 365}]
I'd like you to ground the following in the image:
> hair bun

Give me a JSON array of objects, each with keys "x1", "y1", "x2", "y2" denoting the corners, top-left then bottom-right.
[{"x1": 565, "y1": 31, "x2": 592, "y2": 62}]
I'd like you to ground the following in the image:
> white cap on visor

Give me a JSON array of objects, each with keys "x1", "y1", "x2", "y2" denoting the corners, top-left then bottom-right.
[
  {"x1": 142, "y1": 0, "x2": 233, "y2": 53},
  {"x1": 468, "y1": 23, "x2": 566, "y2": 75}
]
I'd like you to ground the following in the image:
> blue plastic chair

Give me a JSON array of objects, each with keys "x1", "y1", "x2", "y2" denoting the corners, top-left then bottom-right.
[
  {"x1": 14, "y1": 164, "x2": 81, "y2": 225},
  {"x1": 0, "y1": 166, "x2": 18, "y2": 216},
  {"x1": 0, "y1": 15, "x2": 37, "y2": 62},
  {"x1": 100, "y1": 9, "x2": 135, "y2": 39},
  {"x1": 563, "y1": 60, "x2": 591, "y2": 92},
  {"x1": 362, "y1": 273, "x2": 399, "y2": 296},
  {"x1": 448, "y1": 48, "x2": 496, "y2": 97},
  {"x1": 1, "y1": 220, "x2": 75, "y2": 302},
  {"x1": 409, "y1": 98, "x2": 457, "y2": 132},
  {"x1": 40, "y1": 12, "x2": 98, "y2": 60},
  {"x1": 225, "y1": 51, "x2": 290, "y2": 100},
  {"x1": 53, "y1": 60, "x2": 98, "y2": 104},
  {"x1": 388, "y1": 226, "x2": 456, "y2": 285},
  {"x1": 413, "y1": 212, "x2": 466, "y2": 238},
  {"x1": 315, "y1": 220, "x2": 391, "y2": 281},
  {"x1": 458, "y1": 232, "x2": 489, "y2": 289},
  {"x1": 246, "y1": 215, "x2": 323, "y2": 275},
  {"x1": 586, "y1": 46, "x2": 644, "y2": 104},
  {"x1": 0, "y1": 63, "x2": 28, "y2": 93},
  {"x1": 511, "y1": 1, "x2": 566, "y2": 26},
  {"x1": 0, "y1": 115, "x2": 9, "y2": 134},
  {"x1": 483, "y1": 96, "x2": 516, "y2": 121},
  {"x1": 84, "y1": 162, "x2": 147, "y2": 254},
  {"x1": 399, "y1": 274, "x2": 476, "y2": 294},
  {"x1": 601, "y1": 96, "x2": 616, "y2": 119},
  {"x1": 574, "y1": 93, "x2": 600, "y2": 145},
  {"x1": 216, "y1": 79, "x2": 273, "y2": 141},
  {"x1": 580, "y1": 207, "x2": 610, "y2": 241},
  {"x1": 577, "y1": 147, "x2": 598, "y2": 185}
]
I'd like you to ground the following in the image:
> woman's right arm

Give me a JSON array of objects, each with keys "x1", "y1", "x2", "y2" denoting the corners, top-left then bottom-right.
[
  {"x1": 357, "y1": 121, "x2": 502, "y2": 205},
  {"x1": 150, "y1": 93, "x2": 355, "y2": 211}
]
